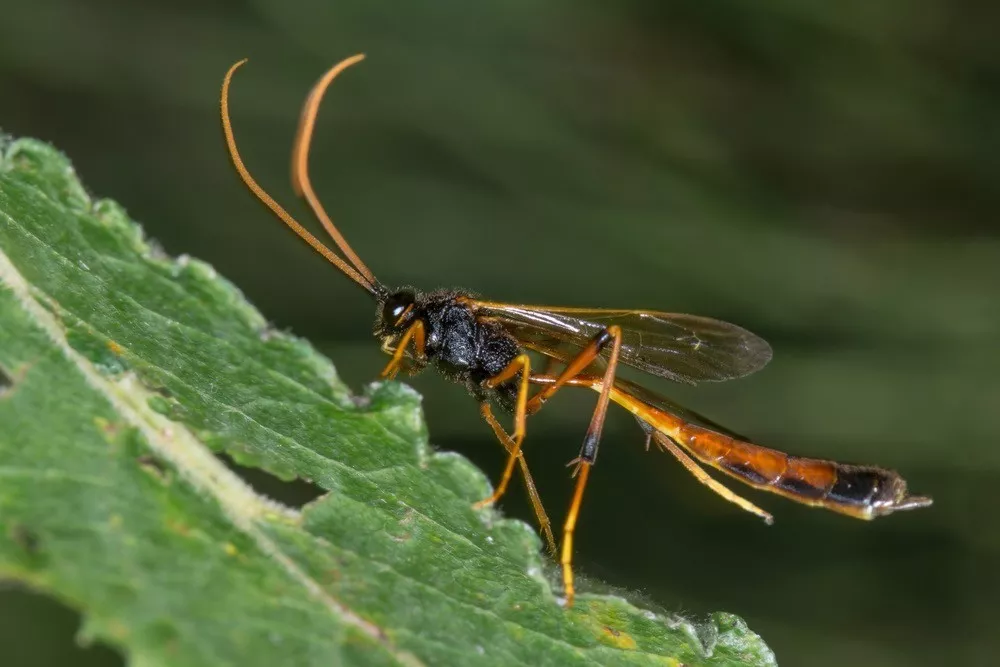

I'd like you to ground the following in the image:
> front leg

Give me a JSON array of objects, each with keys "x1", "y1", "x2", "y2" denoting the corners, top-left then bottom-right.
[{"x1": 379, "y1": 320, "x2": 426, "y2": 380}]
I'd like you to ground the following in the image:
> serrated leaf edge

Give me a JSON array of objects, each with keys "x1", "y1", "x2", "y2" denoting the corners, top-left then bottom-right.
[{"x1": 0, "y1": 231, "x2": 425, "y2": 667}]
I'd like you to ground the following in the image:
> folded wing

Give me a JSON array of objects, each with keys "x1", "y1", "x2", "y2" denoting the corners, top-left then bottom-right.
[{"x1": 472, "y1": 301, "x2": 772, "y2": 384}]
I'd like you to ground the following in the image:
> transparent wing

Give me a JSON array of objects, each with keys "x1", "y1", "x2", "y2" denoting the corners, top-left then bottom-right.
[{"x1": 473, "y1": 301, "x2": 772, "y2": 384}]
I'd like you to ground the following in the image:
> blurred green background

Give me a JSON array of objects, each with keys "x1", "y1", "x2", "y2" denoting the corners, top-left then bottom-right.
[{"x1": 2, "y1": 1, "x2": 998, "y2": 665}]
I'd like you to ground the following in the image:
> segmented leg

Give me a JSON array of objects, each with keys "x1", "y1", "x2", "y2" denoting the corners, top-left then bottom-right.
[
  {"x1": 534, "y1": 373, "x2": 776, "y2": 525},
  {"x1": 651, "y1": 431, "x2": 774, "y2": 524},
  {"x1": 558, "y1": 326, "x2": 622, "y2": 606},
  {"x1": 525, "y1": 326, "x2": 619, "y2": 416},
  {"x1": 480, "y1": 402, "x2": 556, "y2": 555},
  {"x1": 473, "y1": 325, "x2": 623, "y2": 605},
  {"x1": 481, "y1": 327, "x2": 623, "y2": 606},
  {"x1": 473, "y1": 354, "x2": 532, "y2": 508},
  {"x1": 379, "y1": 320, "x2": 426, "y2": 380},
  {"x1": 561, "y1": 460, "x2": 591, "y2": 607}
]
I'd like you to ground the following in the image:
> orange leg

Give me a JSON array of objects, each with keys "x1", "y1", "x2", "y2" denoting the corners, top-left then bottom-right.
[
  {"x1": 484, "y1": 326, "x2": 623, "y2": 606},
  {"x1": 536, "y1": 374, "x2": 776, "y2": 525},
  {"x1": 379, "y1": 320, "x2": 426, "y2": 380},
  {"x1": 560, "y1": 326, "x2": 622, "y2": 606},
  {"x1": 574, "y1": 326, "x2": 622, "y2": 465},
  {"x1": 651, "y1": 430, "x2": 773, "y2": 524},
  {"x1": 480, "y1": 402, "x2": 556, "y2": 555},
  {"x1": 525, "y1": 326, "x2": 620, "y2": 416},
  {"x1": 474, "y1": 324, "x2": 621, "y2": 511},
  {"x1": 380, "y1": 322, "x2": 555, "y2": 551},
  {"x1": 562, "y1": 460, "x2": 591, "y2": 607},
  {"x1": 473, "y1": 354, "x2": 532, "y2": 509}
]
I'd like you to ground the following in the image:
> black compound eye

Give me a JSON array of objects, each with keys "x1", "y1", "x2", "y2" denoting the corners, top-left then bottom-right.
[{"x1": 382, "y1": 290, "x2": 416, "y2": 326}]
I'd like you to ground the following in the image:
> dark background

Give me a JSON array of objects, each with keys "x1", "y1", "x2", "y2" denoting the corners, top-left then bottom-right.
[{"x1": 2, "y1": 1, "x2": 998, "y2": 665}]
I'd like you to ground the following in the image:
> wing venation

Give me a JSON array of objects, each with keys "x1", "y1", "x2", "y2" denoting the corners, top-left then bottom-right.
[{"x1": 474, "y1": 302, "x2": 772, "y2": 384}]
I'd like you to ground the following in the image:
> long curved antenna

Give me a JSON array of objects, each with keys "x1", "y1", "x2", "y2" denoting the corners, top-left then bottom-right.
[
  {"x1": 221, "y1": 59, "x2": 383, "y2": 298},
  {"x1": 291, "y1": 54, "x2": 379, "y2": 288}
]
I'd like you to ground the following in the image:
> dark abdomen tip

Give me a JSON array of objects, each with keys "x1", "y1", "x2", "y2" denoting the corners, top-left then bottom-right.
[{"x1": 827, "y1": 467, "x2": 884, "y2": 508}]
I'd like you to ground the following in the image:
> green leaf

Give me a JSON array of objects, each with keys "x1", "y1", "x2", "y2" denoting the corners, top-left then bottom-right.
[{"x1": 0, "y1": 136, "x2": 776, "y2": 667}]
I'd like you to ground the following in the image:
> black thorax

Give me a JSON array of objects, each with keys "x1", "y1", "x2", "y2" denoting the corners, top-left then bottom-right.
[{"x1": 375, "y1": 289, "x2": 521, "y2": 408}]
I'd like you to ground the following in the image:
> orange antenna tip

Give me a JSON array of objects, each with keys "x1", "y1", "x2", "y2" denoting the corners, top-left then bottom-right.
[
  {"x1": 289, "y1": 53, "x2": 379, "y2": 288},
  {"x1": 219, "y1": 55, "x2": 382, "y2": 298}
]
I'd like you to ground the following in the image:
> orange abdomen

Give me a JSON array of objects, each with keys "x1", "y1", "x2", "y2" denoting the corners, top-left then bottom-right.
[{"x1": 610, "y1": 384, "x2": 929, "y2": 520}]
